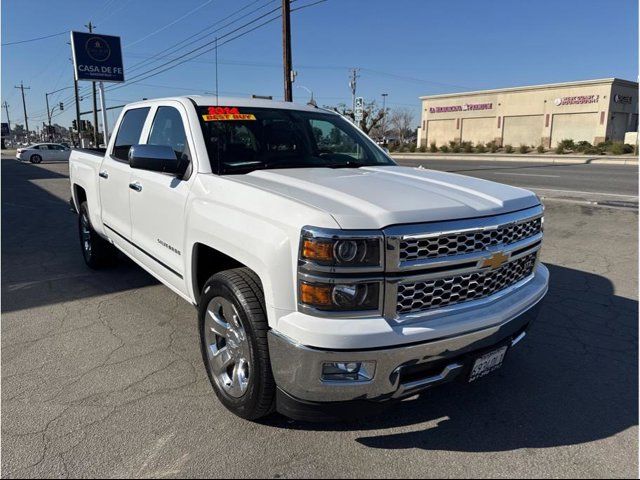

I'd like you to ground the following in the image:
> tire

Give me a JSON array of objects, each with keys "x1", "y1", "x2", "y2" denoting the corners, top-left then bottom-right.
[
  {"x1": 199, "y1": 268, "x2": 276, "y2": 420},
  {"x1": 30, "y1": 154, "x2": 42, "y2": 164},
  {"x1": 78, "y1": 201, "x2": 114, "y2": 269}
]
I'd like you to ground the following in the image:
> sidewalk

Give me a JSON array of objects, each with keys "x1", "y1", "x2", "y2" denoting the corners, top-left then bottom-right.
[{"x1": 391, "y1": 152, "x2": 639, "y2": 166}]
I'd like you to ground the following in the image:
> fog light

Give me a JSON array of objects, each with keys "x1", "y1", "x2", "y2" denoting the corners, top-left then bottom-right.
[{"x1": 321, "y1": 361, "x2": 376, "y2": 382}]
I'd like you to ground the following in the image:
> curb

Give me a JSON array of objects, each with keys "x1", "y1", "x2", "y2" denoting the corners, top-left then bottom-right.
[{"x1": 391, "y1": 153, "x2": 638, "y2": 166}]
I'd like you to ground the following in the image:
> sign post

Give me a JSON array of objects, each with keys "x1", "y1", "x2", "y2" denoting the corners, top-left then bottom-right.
[{"x1": 70, "y1": 31, "x2": 124, "y2": 146}]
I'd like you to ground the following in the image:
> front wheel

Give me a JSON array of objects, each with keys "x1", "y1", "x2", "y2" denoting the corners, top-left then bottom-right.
[
  {"x1": 30, "y1": 154, "x2": 42, "y2": 164},
  {"x1": 199, "y1": 268, "x2": 275, "y2": 420}
]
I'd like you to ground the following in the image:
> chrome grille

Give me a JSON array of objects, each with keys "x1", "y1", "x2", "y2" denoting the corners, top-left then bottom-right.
[
  {"x1": 399, "y1": 217, "x2": 542, "y2": 262},
  {"x1": 396, "y1": 252, "x2": 538, "y2": 314}
]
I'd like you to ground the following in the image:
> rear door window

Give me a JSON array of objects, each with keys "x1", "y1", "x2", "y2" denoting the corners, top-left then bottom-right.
[{"x1": 112, "y1": 107, "x2": 150, "y2": 162}]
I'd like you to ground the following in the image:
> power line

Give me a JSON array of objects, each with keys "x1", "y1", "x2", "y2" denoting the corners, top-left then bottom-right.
[
  {"x1": 106, "y1": 0, "x2": 326, "y2": 93},
  {"x1": 53, "y1": 1, "x2": 302, "y2": 105},
  {"x1": 2, "y1": 31, "x2": 67, "y2": 46},
  {"x1": 126, "y1": 0, "x2": 281, "y2": 75},
  {"x1": 38, "y1": 0, "x2": 327, "y2": 117},
  {"x1": 126, "y1": 0, "x2": 215, "y2": 49},
  {"x1": 106, "y1": 6, "x2": 285, "y2": 90}
]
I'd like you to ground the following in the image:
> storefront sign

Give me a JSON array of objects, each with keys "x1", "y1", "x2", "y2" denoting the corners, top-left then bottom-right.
[
  {"x1": 613, "y1": 94, "x2": 633, "y2": 104},
  {"x1": 553, "y1": 95, "x2": 599, "y2": 106},
  {"x1": 429, "y1": 102, "x2": 493, "y2": 114}
]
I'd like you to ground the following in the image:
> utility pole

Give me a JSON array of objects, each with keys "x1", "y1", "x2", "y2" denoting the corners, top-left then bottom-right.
[
  {"x1": 74, "y1": 73, "x2": 82, "y2": 145},
  {"x1": 281, "y1": 0, "x2": 293, "y2": 101},
  {"x1": 349, "y1": 68, "x2": 360, "y2": 114},
  {"x1": 3, "y1": 101, "x2": 12, "y2": 145},
  {"x1": 214, "y1": 36, "x2": 219, "y2": 104},
  {"x1": 45, "y1": 92, "x2": 52, "y2": 135},
  {"x1": 85, "y1": 21, "x2": 99, "y2": 146},
  {"x1": 381, "y1": 93, "x2": 388, "y2": 139},
  {"x1": 15, "y1": 81, "x2": 30, "y2": 142}
]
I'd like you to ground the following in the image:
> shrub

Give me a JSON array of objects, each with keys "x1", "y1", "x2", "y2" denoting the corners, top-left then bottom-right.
[
  {"x1": 583, "y1": 146, "x2": 604, "y2": 155},
  {"x1": 475, "y1": 142, "x2": 487, "y2": 153},
  {"x1": 555, "y1": 144, "x2": 565, "y2": 154},
  {"x1": 451, "y1": 141, "x2": 461, "y2": 153},
  {"x1": 558, "y1": 139, "x2": 575, "y2": 151},
  {"x1": 429, "y1": 142, "x2": 437, "y2": 153},
  {"x1": 409, "y1": 144, "x2": 417, "y2": 153},
  {"x1": 487, "y1": 141, "x2": 499, "y2": 153},
  {"x1": 537, "y1": 144, "x2": 545, "y2": 153},
  {"x1": 439, "y1": 144, "x2": 450, "y2": 153},
  {"x1": 504, "y1": 144, "x2": 514, "y2": 153},
  {"x1": 399, "y1": 144, "x2": 408, "y2": 153},
  {"x1": 597, "y1": 140, "x2": 613, "y2": 150},
  {"x1": 610, "y1": 142, "x2": 634, "y2": 155},
  {"x1": 418, "y1": 145, "x2": 427, "y2": 153},
  {"x1": 461, "y1": 141, "x2": 474, "y2": 153},
  {"x1": 575, "y1": 140, "x2": 592, "y2": 153},
  {"x1": 518, "y1": 144, "x2": 529, "y2": 154}
]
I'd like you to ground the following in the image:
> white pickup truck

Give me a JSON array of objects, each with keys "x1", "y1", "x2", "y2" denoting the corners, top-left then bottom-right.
[{"x1": 69, "y1": 96, "x2": 548, "y2": 421}]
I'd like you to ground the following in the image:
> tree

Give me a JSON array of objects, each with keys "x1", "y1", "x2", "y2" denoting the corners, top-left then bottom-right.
[
  {"x1": 329, "y1": 101, "x2": 387, "y2": 137},
  {"x1": 389, "y1": 108, "x2": 415, "y2": 144}
]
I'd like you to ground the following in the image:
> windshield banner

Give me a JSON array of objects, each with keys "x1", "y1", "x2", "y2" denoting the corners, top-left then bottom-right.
[{"x1": 202, "y1": 106, "x2": 256, "y2": 121}]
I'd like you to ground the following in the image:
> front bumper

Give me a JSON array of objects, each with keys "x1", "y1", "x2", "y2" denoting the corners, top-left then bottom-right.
[{"x1": 268, "y1": 266, "x2": 547, "y2": 404}]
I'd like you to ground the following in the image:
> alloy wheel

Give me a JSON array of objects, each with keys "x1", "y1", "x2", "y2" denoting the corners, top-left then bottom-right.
[{"x1": 204, "y1": 296, "x2": 250, "y2": 398}]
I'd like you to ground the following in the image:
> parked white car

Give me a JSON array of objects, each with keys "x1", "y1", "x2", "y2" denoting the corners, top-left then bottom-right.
[
  {"x1": 17, "y1": 143, "x2": 71, "y2": 163},
  {"x1": 69, "y1": 96, "x2": 548, "y2": 421}
]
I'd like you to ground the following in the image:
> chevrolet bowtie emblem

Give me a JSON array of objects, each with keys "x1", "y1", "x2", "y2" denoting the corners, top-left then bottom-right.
[{"x1": 481, "y1": 251, "x2": 510, "y2": 269}]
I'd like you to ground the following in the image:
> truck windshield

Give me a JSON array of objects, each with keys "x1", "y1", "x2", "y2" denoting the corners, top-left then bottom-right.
[{"x1": 197, "y1": 106, "x2": 395, "y2": 174}]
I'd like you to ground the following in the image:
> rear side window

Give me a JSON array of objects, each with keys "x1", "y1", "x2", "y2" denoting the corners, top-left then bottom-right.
[{"x1": 112, "y1": 107, "x2": 150, "y2": 161}]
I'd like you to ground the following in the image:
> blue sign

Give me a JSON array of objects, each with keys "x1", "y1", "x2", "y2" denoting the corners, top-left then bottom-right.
[{"x1": 71, "y1": 31, "x2": 124, "y2": 83}]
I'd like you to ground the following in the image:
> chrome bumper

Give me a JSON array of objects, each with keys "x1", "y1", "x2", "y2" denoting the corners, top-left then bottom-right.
[{"x1": 268, "y1": 292, "x2": 545, "y2": 403}]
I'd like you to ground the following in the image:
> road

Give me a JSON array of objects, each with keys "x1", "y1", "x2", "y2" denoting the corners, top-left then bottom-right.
[
  {"x1": 394, "y1": 157, "x2": 638, "y2": 207},
  {"x1": 1, "y1": 155, "x2": 638, "y2": 478}
]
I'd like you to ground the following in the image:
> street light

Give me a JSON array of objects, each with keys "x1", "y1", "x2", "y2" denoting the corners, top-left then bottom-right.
[
  {"x1": 381, "y1": 93, "x2": 389, "y2": 143},
  {"x1": 296, "y1": 85, "x2": 316, "y2": 107}
]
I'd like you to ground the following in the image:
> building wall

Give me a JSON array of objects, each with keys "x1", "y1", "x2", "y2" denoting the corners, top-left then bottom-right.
[
  {"x1": 426, "y1": 118, "x2": 456, "y2": 146},
  {"x1": 502, "y1": 115, "x2": 543, "y2": 146},
  {"x1": 461, "y1": 117, "x2": 494, "y2": 144},
  {"x1": 550, "y1": 112, "x2": 600, "y2": 146},
  {"x1": 419, "y1": 79, "x2": 639, "y2": 148}
]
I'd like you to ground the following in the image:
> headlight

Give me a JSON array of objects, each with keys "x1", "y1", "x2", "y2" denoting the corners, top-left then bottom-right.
[
  {"x1": 299, "y1": 227, "x2": 383, "y2": 269},
  {"x1": 299, "y1": 281, "x2": 380, "y2": 311}
]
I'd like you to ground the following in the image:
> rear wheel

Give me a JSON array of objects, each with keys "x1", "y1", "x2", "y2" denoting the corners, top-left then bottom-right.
[
  {"x1": 30, "y1": 154, "x2": 42, "y2": 164},
  {"x1": 78, "y1": 202, "x2": 114, "y2": 268},
  {"x1": 199, "y1": 268, "x2": 275, "y2": 420}
]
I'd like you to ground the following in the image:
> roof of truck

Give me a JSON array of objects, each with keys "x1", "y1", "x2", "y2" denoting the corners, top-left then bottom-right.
[{"x1": 125, "y1": 95, "x2": 324, "y2": 113}]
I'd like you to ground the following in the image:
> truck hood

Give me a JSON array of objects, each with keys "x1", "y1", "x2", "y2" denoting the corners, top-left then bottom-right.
[{"x1": 230, "y1": 165, "x2": 540, "y2": 229}]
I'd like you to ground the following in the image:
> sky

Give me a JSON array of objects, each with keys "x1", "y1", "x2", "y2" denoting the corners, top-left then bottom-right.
[{"x1": 1, "y1": 0, "x2": 638, "y2": 133}]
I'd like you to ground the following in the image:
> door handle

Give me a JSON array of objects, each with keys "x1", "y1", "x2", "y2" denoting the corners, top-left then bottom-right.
[
  {"x1": 129, "y1": 182, "x2": 142, "y2": 192},
  {"x1": 99, "y1": 170, "x2": 109, "y2": 179}
]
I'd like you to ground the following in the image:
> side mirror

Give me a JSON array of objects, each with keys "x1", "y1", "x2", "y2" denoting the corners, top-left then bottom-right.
[{"x1": 129, "y1": 144, "x2": 180, "y2": 174}]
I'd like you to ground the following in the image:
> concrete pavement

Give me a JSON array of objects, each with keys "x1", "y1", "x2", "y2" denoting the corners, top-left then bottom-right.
[
  {"x1": 394, "y1": 156, "x2": 638, "y2": 207},
  {"x1": 392, "y1": 152, "x2": 639, "y2": 165},
  {"x1": 2, "y1": 156, "x2": 638, "y2": 478}
]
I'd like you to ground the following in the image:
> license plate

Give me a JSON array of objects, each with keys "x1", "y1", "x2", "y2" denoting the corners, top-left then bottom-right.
[{"x1": 468, "y1": 346, "x2": 508, "y2": 382}]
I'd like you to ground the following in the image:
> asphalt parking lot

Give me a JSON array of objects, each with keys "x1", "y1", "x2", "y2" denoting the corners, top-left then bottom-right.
[{"x1": 2, "y1": 155, "x2": 638, "y2": 478}]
